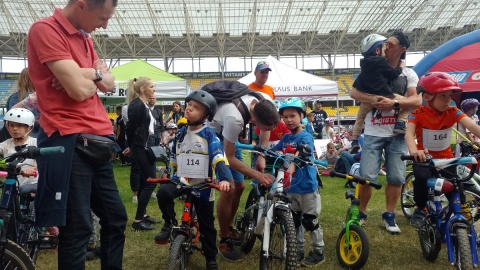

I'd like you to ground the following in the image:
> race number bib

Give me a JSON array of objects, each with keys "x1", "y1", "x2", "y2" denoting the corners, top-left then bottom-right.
[
  {"x1": 423, "y1": 128, "x2": 452, "y2": 151},
  {"x1": 177, "y1": 153, "x2": 209, "y2": 179}
]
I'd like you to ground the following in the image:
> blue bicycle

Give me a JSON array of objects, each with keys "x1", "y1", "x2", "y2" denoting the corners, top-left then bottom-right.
[{"x1": 401, "y1": 154, "x2": 479, "y2": 269}]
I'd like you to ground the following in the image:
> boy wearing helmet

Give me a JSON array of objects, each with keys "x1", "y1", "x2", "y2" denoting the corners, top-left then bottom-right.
[
  {"x1": 2, "y1": 108, "x2": 37, "y2": 186},
  {"x1": 163, "y1": 122, "x2": 178, "y2": 149},
  {"x1": 456, "y1": 98, "x2": 480, "y2": 154},
  {"x1": 155, "y1": 90, "x2": 232, "y2": 270},
  {"x1": 351, "y1": 33, "x2": 407, "y2": 148},
  {"x1": 405, "y1": 72, "x2": 480, "y2": 227},
  {"x1": 272, "y1": 97, "x2": 326, "y2": 266}
]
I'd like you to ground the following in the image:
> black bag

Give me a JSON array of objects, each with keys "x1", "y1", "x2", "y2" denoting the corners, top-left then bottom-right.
[
  {"x1": 75, "y1": 134, "x2": 115, "y2": 164},
  {"x1": 201, "y1": 81, "x2": 265, "y2": 137},
  {"x1": 146, "y1": 145, "x2": 169, "y2": 163}
]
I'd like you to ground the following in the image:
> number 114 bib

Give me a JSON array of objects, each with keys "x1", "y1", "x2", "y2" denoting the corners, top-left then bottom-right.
[{"x1": 177, "y1": 153, "x2": 209, "y2": 179}]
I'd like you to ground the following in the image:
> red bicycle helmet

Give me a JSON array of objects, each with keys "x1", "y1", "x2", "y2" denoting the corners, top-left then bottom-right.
[{"x1": 417, "y1": 72, "x2": 462, "y2": 94}]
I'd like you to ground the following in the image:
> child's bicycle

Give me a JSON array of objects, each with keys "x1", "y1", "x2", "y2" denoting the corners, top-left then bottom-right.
[
  {"x1": 234, "y1": 142, "x2": 326, "y2": 270},
  {"x1": 401, "y1": 154, "x2": 479, "y2": 269},
  {"x1": 328, "y1": 170, "x2": 382, "y2": 270},
  {"x1": 147, "y1": 175, "x2": 221, "y2": 270},
  {"x1": 0, "y1": 145, "x2": 64, "y2": 270}
]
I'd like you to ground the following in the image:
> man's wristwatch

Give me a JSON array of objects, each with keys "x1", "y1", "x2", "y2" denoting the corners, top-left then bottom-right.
[
  {"x1": 393, "y1": 99, "x2": 399, "y2": 109},
  {"x1": 93, "y1": 69, "x2": 103, "y2": 83}
]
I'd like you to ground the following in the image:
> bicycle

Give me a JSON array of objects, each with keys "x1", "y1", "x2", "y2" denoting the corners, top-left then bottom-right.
[
  {"x1": 401, "y1": 137, "x2": 480, "y2": 220},
  {"x1": 147, "y1": 175, "x2": 221, "y2": 269},
  {"x1": 401, "y1": 154, "x2": 479, "y2": 269},
  {"x1": 0, "y1": 145, "x2": 64, "y2": 270},
  {"x1": 328, "y1": 169, "x2": 382, "y2": 270},
  {"x1": 234, "y1": 142, "x2": 326, "y2": 270}
]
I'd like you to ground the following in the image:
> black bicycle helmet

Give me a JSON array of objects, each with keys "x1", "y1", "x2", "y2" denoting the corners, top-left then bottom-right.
[{"x1": 185, "y1": 90, "x2": 218, "y2": 121}]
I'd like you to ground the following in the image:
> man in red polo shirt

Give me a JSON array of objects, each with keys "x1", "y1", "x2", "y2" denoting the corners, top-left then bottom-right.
[
  {"x1": 27, "y1": 0, "x2": 127, "y2": 269},
  {"x1": 248, "y1": 61, "x2": 276, "y2": 99}
]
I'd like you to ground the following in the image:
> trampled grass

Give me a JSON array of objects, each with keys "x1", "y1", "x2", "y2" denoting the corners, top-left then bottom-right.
[{"x1": 35, "y1": 164, "x2": 461, "y2": 269}]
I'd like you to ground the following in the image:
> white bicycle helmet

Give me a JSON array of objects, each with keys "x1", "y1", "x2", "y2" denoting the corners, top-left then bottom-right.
[
  {"x1": 4, "y1": 108, "x2": 35, "y2": 127},
  {"x1": 360, "y1": 33, "x2": 387, "y2": 56},
  {"x1": 166, "y1": 123, "x2": 177, "y2": 130}
]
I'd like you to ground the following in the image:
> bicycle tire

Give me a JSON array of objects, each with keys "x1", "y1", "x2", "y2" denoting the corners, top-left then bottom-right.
[
  {"x1": 418, "y1": 217, "x2": 441, "y2": 262},
  {"x1": 336, "y1": 224, "x2": 369, "y2": 270},
  {"x1": 401, "y1": 172, "x2": 415, "y2": 219},
  {"x1": 239, "y1": 188, "x2": 259, "y2": 254},
  {"x1": 453, "y1": 227, "x2": 474, "y2": 270},
  {"x1": 0, "y1": 240, "x2": 35, "y2": 270},
  {"x1": 18, "y1": 225, "x2": 40, "y2": 264},
  {"x1": 167, "y1": 234, "x2": 189, "y2": 270},
  {"x1": 259, "y1": 208, "x2": 296, "y2": 270}
]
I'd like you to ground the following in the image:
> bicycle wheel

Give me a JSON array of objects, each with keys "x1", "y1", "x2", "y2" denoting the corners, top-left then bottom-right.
[
  {"x1": 401, "y1": 172, "x2": 415, "y2": 219},
  {"x1": 0, "y1": 240, "x2": 35, "y2": 270},
  {"x1": 238, "y1": 188, "x2": 258, "y2": 254},
  {"x1": 167, "y1": 235, "x2": 189, "y2": 270},
  {"x1": 418, "y1": 217, "x2": 441, "y2": 262},
  {"x1": 336, "y1": 224, "x2": 369, "y2": 270},
  {"x1": 453, "y1": 227, "x2": 474, "y2": 270},
  {"x1": 17, "y1": 225, "x2": 40, "y2": 264},
  {"x1": 259, "y1": 208, "x2": 296, "y2": 270}
]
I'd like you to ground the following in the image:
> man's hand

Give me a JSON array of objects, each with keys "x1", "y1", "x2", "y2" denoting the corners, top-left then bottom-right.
[
  {"x1": 373, "y1": 96, "x2": 395, "y2": 111},
  {"x1": 122, "y1": 147, "x2": 131, "y2": 157},
  {"x1": 51, "y1": 77, "x2": 65, "y2": 91},
  {"x1": 257, "y1": 172, "x2": 273, "y2": 186},
  {"x1": 218, "y1": 180, "x2": 231, "y2": 192},
  {"x1": 256, "y1": 155, "x2": 266, "y2": 172},
  {"x1": 94, "y1": 59, "x2": 109, "y2": 74}
]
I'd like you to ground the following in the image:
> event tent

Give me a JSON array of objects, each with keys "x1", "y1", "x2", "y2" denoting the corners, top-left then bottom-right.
[
  {"x1": 98, "y1": 59, "x2": 189, "y2": 105},
  {"x1": 238, "y1": 55, "x2": 338, "y2": 99}
]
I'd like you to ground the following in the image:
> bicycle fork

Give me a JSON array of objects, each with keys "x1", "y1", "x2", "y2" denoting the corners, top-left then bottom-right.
[{"x1": 262, "y1": 202, "x2": 290, "y2": 256}]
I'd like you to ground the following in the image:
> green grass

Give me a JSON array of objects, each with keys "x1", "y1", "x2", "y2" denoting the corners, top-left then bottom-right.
[{"x1": 35, "y1": 164, "x2": 460, "y2": 269}]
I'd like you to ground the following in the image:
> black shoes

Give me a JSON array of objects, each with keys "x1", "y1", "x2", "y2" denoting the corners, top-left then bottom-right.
[{"x1": 132, "y1": 220, "x2": 156, "y2": 231}]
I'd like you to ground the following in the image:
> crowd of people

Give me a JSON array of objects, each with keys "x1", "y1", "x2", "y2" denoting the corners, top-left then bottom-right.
[{"x1": 0, "y1": 0, "x2": 477, "y2": 270}]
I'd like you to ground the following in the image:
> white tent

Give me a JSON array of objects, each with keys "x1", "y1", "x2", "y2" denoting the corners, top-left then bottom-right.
[{"x1": 238, "y1": 55, "x2": 338, "y2": 99}]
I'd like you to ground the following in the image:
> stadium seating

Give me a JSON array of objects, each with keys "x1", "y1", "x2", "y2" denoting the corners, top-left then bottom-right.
[{"x1": 0, "y1": 80, "x2": 17, "y2": 106}]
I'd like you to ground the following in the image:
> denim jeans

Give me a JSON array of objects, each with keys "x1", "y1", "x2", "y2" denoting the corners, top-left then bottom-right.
[
  {"x1": 360, "y1": 134, "x2": 407, "y2": 185},
  {"x1": 58, "y1": 150, "x2": 127, "y2": 270}
]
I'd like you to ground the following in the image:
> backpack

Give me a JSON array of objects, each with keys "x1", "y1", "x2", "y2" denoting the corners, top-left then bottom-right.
[
  {"x1": 334, "y1": 157, "x2": 347, "y2": 174},
  {"x1": 201, "y1": 80, "x2": 265, "y2": 138}
]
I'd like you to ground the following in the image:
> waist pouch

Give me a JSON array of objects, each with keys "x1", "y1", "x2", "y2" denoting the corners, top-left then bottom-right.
[
  {"x1": 146, "y1": 145, "x2": 169, "y2": 163},
  {"x1": 75, "y1": 134, "x2": 115, "y2": 164}
]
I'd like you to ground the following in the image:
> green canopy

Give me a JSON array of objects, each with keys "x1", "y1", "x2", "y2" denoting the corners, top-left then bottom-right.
[{"x1": 110, "y1": 59, "x2": 184, "y2": 82}]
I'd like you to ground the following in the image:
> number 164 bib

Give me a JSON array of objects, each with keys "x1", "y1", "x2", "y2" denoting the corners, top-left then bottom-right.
[{"x1": 422, "y1": 127, "x2": 452, "y2": 151}]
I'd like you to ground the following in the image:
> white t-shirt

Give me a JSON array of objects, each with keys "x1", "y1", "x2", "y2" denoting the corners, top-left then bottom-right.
[
  {"x1": 0, "y1": 137, "x2": 38, "y2": 186},
  {"x1": 363, "y1": 68, "x2": 419, "y2": 137},
  {"x1": 208, "y1": 93, "x2": 272, "y2": 143}
]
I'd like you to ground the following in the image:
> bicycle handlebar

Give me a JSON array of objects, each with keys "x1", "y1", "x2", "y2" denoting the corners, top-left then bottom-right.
[
  {"x1": 147, "y1": 177, "x2": 222, "y2": 191},
  {"x1": 235, "y1": 142, "x2": 327, "y2": 168},
  {"x1": 7, "y1": 146, "x2": 65, "y2": 161},
  {"x1": 329, "y1": 170, "x2": 382, "y2": 190}
]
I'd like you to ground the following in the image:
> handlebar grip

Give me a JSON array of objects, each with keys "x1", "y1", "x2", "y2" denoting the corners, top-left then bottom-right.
[
  {"x1": 147, "y1": 177, "x2": 168, "y2": 183},
  {"x1": 400, "y1": 155, "x2": 415, "y2": 161},
  {"x1": 39, "y1": 146, "x2": 65, "y2": 156},
  {"x1": 235, "y1": 142, "x2": 264, "y2": 152},
  {"x1": 0, "y1": 171, "x2": 7, "y2": 178},
  {"x1": 314, "y1": 159, "x2": 328, "y2": 167},
  {"x1": 329, "y1": 170, "x2": 382, "y2": 190}
]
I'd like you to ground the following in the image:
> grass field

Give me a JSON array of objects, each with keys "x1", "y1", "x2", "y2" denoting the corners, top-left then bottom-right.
[{"x1": 34, "y1": 163, "x2": 464, "y2": 270}]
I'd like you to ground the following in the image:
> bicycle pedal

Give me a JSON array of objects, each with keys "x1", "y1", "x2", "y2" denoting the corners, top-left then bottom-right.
[{"x1": 38, "y1": 234, "x2": 58, "y2": 249}]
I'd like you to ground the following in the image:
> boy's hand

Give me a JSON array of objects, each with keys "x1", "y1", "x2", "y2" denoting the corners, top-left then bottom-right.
[
  {"x1": 411, "y1": 149, "x2": 429, "y2": 162},
  {"x1": 257, "y1": 172, "x2": 273, "y2": 186},
  {"x1": 219, "y1": 181, "x2": 231, "y2": 192}
]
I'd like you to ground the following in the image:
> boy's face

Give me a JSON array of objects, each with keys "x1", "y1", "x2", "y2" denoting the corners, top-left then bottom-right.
[
  {"x1": 424, "y1": 90, "x2": 454, "y2": 112},
  {"x1": 307, "y1": 115, "x2": 314, "y2": 122},
  {"x1": 327, "y1": 145, "x2": 336, "y2": 153},
  {"x1": 282, "y1": 108, "x2": 302, "y2": 130},
  {"x1": 6, "y1": 122, "x2": 30, "y2": 139},
  {"x1": 184, "y1": 99, "x2": 208, "y2": 123},
  {"x1": 167, "y1": 128, "x2": 177, "y2": 134}
]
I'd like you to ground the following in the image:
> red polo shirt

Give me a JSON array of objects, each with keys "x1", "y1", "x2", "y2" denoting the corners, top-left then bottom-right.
[{"x1": 27, "y1": 8, "x2": 113, "y2": 137}]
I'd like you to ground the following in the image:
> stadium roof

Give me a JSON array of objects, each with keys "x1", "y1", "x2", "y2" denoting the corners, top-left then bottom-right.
[{"x1": 0, "y1": 0, "x2": 478, "y2": 59}]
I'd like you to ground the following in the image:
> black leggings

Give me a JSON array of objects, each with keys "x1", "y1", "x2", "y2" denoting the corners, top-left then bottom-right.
[{"x1": 131, "y1": 146, "x2": 156, "y2": 220}]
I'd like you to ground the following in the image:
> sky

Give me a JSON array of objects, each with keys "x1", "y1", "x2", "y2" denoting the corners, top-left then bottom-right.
[{"x1": 0, "y1": 52, "x2": 428, "y2": 74}]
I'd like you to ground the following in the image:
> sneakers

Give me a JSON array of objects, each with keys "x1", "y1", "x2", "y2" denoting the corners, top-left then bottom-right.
[
  {"x1": 350, "y1": 140, "x2": 361, "y2": 154},
  {"x1": 143, "y1": 215, "x2": 161, "y2": 224},
  {"x1": 359, "y1": 212, "x2": 367, "y2": 226},
  {"x1": 206, "y1": 261, "x2": 218, "y2": 270},
  {"x1": 302, "y1": 250, "x2": 325, "y2": 267},
  {"x1": 296, "y1": 251, "x2": 305, "y2": 264},
  {"x1": 132, "y1": 220, "x2": 156, "y2": 231},
  {"x1": 154, "y1": 224, "x2": 173, "y2": 244},
  {"x1": 410, "y1": 208, "x2": 426, "y2": 228},
  {"x1": 132, "y1": 196, "x2": 138, "y2": 204},
  {"x1": 218, "y1": 238, "x2": 243, "y2": 261},
  {"x1": 382, "y1": 212, "x2": 401, "y2": 234},
  {"x1": 393, "y1": 121, "x2": 406, "y2": 134},
  {"x1": 86, "y1": 246, "x2": 101, "y2": 261}
]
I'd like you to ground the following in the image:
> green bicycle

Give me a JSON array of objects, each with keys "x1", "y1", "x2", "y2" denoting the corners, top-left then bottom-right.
[{"x1": 329, "y1": 170, "x2": 382, "y2": 270}]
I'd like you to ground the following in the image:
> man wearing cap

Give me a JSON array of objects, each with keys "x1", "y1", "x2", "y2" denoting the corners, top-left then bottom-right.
[
  {"x1": 350, "y1": 31, "x2": 421, "y2": 234},
  {"x1": 248, "y1": 61, "x2": 276, "y2": 99},
  {"x1": 312, "y1": 100, "x2": 328, "y2": 139}
]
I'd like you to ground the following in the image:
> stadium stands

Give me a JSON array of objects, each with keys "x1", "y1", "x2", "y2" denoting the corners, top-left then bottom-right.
[{"x1": 0, "y1": 80, "x2": 16, "y2": 106}]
